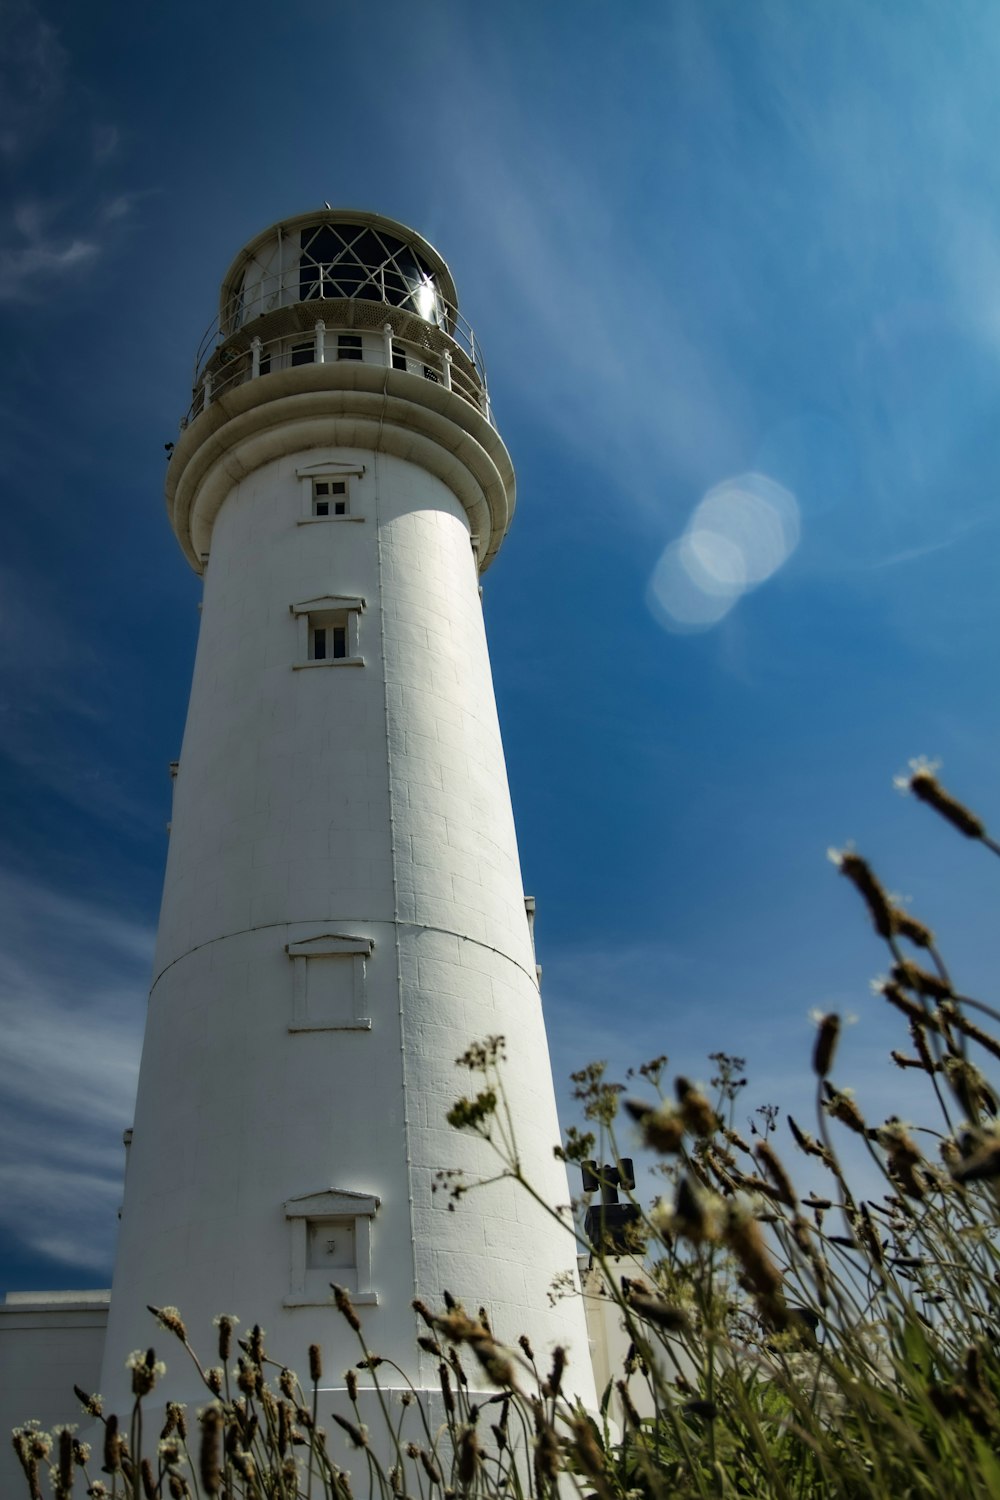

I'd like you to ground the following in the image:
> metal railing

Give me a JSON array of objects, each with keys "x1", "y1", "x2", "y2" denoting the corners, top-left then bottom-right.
[
  {"x1": 192, "y1": 268, "x2": 487, "y2": 390},
  {"x1": 181, "y1": 320, "x2": 493, "y2": 431}
]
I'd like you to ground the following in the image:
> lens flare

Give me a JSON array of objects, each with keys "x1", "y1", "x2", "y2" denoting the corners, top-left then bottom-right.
[{"x1": 647, "y1": 473, "x2": 800, "y2": 633}]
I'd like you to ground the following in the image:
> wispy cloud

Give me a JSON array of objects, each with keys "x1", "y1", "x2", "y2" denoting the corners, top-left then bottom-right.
[
  {"x1": 419, "y1": 25, "x2": 750, "y2": 517},
  {"x1": 450, "y1": 140, "x2": 751, "y2": 511},
  {"x1": 0, "y1": 4, "x2": 141, "y2": 303},
  {"x1": 0, "y1": 865, "x2": 150, "y2": 1285},
  {"x1": 0, "y1": 0, "x2": 67, "y2": 158},
  {"x1": 0, "y1": 187, "x2": 151, "y2": 301},
  {"x1": 859, "y1": 514, "x2": 992, "y2": 572},
  {"x1": 0, "y1": 211, "x2": 99, "y2": 301}
]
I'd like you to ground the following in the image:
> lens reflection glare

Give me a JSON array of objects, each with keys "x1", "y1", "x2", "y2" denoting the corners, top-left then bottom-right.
[
  {"x1": 415, "y1": 275, "x2": 438, "y2": 322},
  {"x1": 647, "y1": 473, "x2": 800, "y2": 633}
]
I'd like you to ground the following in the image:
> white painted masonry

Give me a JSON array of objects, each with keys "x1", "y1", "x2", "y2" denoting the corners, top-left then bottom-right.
[{"x1": 94, "y1": 211, "x2": 598, "y2": 1419}]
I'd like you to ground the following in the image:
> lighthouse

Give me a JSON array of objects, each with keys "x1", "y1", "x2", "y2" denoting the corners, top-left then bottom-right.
[{"x1": 96, "y1": 210, "x2": 597, "y2": 1419}]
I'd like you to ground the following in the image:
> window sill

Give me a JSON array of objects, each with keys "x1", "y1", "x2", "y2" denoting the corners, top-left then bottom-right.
[
  {"x1": 297, "y1": 516, "x2": 365, "y2": 525},
  {"x1": 293, "y1": 658, "x2": 365, "y2": 670},
  {"x1": 288, "y1": 1018, "x2": 372, "y2": 1033},
  {"x1": 284, "y1": 1291, "x2": 378, "y2": 1309}
]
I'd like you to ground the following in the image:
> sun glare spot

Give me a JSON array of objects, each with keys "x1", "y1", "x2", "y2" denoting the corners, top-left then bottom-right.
[{"x1": 647, "y1": 473, "x2": 800, "y2": 633}]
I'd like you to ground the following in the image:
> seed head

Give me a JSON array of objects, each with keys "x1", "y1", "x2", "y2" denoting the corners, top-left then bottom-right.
[
  {"x1": 823, "y1": 1084, "x2": 867, "y2": 1135},
  {"x1": 831, "y1": 851, "x2": 894, "y2": 939},
  {"x1": 890, "y1": 909, "x2": 934, "y2": 948},
  {"x1": 754, "y1": 1139, "x2": 798, "y2": 1208},
  {"x1": 419, "y1": 1448, "x2": 442, "y2": 1484},
  {"x1": 788, "y1": 1115, "x2": 825, "y2": 1159},
  {"x1": 56, "y1": 1427, "x2": 74, "y2": 1497},
  {"x1": 879, "y1": 1123, "x2": 925, "y2": 1199},
  {"x1": 616, "y1": 1379, "x2": 642, "y2": 1428},
  {"x1": 672, "y1": 1174, "x2": 719, "y2": 1242},
  {"x1": 469, "y1": 1335, "x2": 517, "y2": 1388},
  {"x1": 103, "y1": 1414, "x2": 122, "y2": 1474},
  {"x1": 892, "y1": 960, "x2": 951, "y2": 1001},
  {"x1": 625, "y1": 1097, "x2": 686, "y2": 1153},
  {"x1": 457, "y1": 1426, "x2": 481, "y2": 1485},
  {"x1": 812, "y1": 1013, "x2": 840, "y2": 1079},
  {"x1": 532, "y1": 1407, "x2": 559, "y2": 1487},
  {"x1": 625, "y1": 1290, "x2": 691, "y2": 1334},
  {"x1": 212, "y1": 1315, "x2": 238, "y2": 1362},
  {"x1": 149, "y1": 1305, "x2": 187, "y2": 1342},
  {"x1": 951, "y1": 1140, "x2": 1000, "y2": 1184},
  {"x1": 544, "y1": 1346, "x2": 567, "y2": 1398},
  {"x1": 127, "y1": 1348, "x2": 166, "y2": 1397},
  {"x1": 943, "y1": 1056, "x2": 998, "y2": 1117},
  {"x1": 332, "y1": 1285, "x2": 362, "y2": 1333},
  {"x1": 438, "y1": 1360, "x2": 455, "y2": 1415},
  {"x1": 897, "y1": 761, "x2": 986, "y2": 840},
  {"x1": 675, "y1": 1078, "x2": 718, "y2": 1136},
  {"x1": 74, "y1": 1386, "x2": 103, "y2": 1418},
  {"x1": 412, "y1": 1298, "x2": 435, "y2": 1329},
  {"x1": 331, "y1": 1412, "x2": 368, "y2": 1449},
  {"x1": 570, "y1": 1414, "x2": 606, "y2": 1482}
]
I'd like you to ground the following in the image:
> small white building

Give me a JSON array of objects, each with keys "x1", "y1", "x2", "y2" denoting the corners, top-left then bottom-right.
[{"x1": 0, "y1": 210, "x2": 597, "y2": 1483}]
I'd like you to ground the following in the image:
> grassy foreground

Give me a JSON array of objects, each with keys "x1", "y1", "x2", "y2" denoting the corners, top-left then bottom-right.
[{"x1": 14, "y1": 763, "x2": 1000, "y2": 1499}]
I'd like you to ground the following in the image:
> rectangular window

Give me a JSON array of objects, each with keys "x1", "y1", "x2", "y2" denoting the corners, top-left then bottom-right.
[
  {"x1": 291, "y1": 341, "x2": 314, "y2": 367},
  {"x1": 286, "y1": 933, "x2": 373, "y2": 1032},
  {"x1": 285, "y1": 1186, "x2": 379, "y2": 1307},
  {"x1": 311, "y1": 478, "x2": 349, "y2": 518},
  {"x1": 391, "y1": 342, "x2": 407, "y2": 371},
  {"x1": 308, "y1": 1217, "x2": 357, "y2": 1272},
  {"x1": 294, "y1": 598, "x2": 363, "y2": 668},
  {"x1": 310, "y1": 624, "x2": 347, "y2": 661},
  {"x1": 338, "y1": 334, "x2": 363, "y2": 362}
]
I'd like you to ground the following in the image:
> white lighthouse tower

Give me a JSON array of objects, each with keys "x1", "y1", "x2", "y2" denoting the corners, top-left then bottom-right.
[{"x1": 98, "y1": 210, "x2": 596, "y2": 1418}]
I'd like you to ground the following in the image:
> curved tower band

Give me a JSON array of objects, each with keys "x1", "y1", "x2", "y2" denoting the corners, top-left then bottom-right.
[{"x1": 99, "y1": 210, "x2": 596, "y2": 1412}]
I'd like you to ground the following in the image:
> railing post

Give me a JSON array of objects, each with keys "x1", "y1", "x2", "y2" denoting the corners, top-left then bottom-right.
[
  {"x1": 314, "y1": 320, "x2": 326, "y2": 364},
  {"x1": 251, "y1": 337, "x2": 261, "y2": 380},
  {"x1": 442, "y1": 351, "x2": 453, "y2": 392},
  {"x1": 383, "y1": 321, "x2": 394, "y2": 368},
  {"x1": 203, "y1": 370, "x2": 213, "y2": 408}
]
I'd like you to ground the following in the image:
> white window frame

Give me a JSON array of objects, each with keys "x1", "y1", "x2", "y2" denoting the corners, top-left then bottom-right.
[
  {"x1": 290, "y1": 596, "x2": 365, "y2": 669},
  {"x1": 311, "y1": 475, "x2": 351, "y2": 518},
  {"x1": 296, "y1": 461, "x2": 365, "y2": 525},
  {"x1": 336, "y1": 332, "x2": 364, "y2": 362},
  {"x1": 284, "y1": 1189, "x2": 379, "y2": 1308},
  {"x1": 285, "y1": 934, "x2": 373, "y2": 1031}
]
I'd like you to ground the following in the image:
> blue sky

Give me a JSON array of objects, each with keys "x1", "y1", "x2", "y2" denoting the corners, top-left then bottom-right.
[{"x1": 1, "y1": 0, "x2": 999, "y2": 1291}]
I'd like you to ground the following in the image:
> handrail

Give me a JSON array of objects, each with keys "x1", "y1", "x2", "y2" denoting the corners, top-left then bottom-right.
[
  {"x1": 191, "y1": 268, "x2": 487, "y2": 390},
  {"x1": 180, "y1": 321, "x2": 494, "y2": 432}
]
